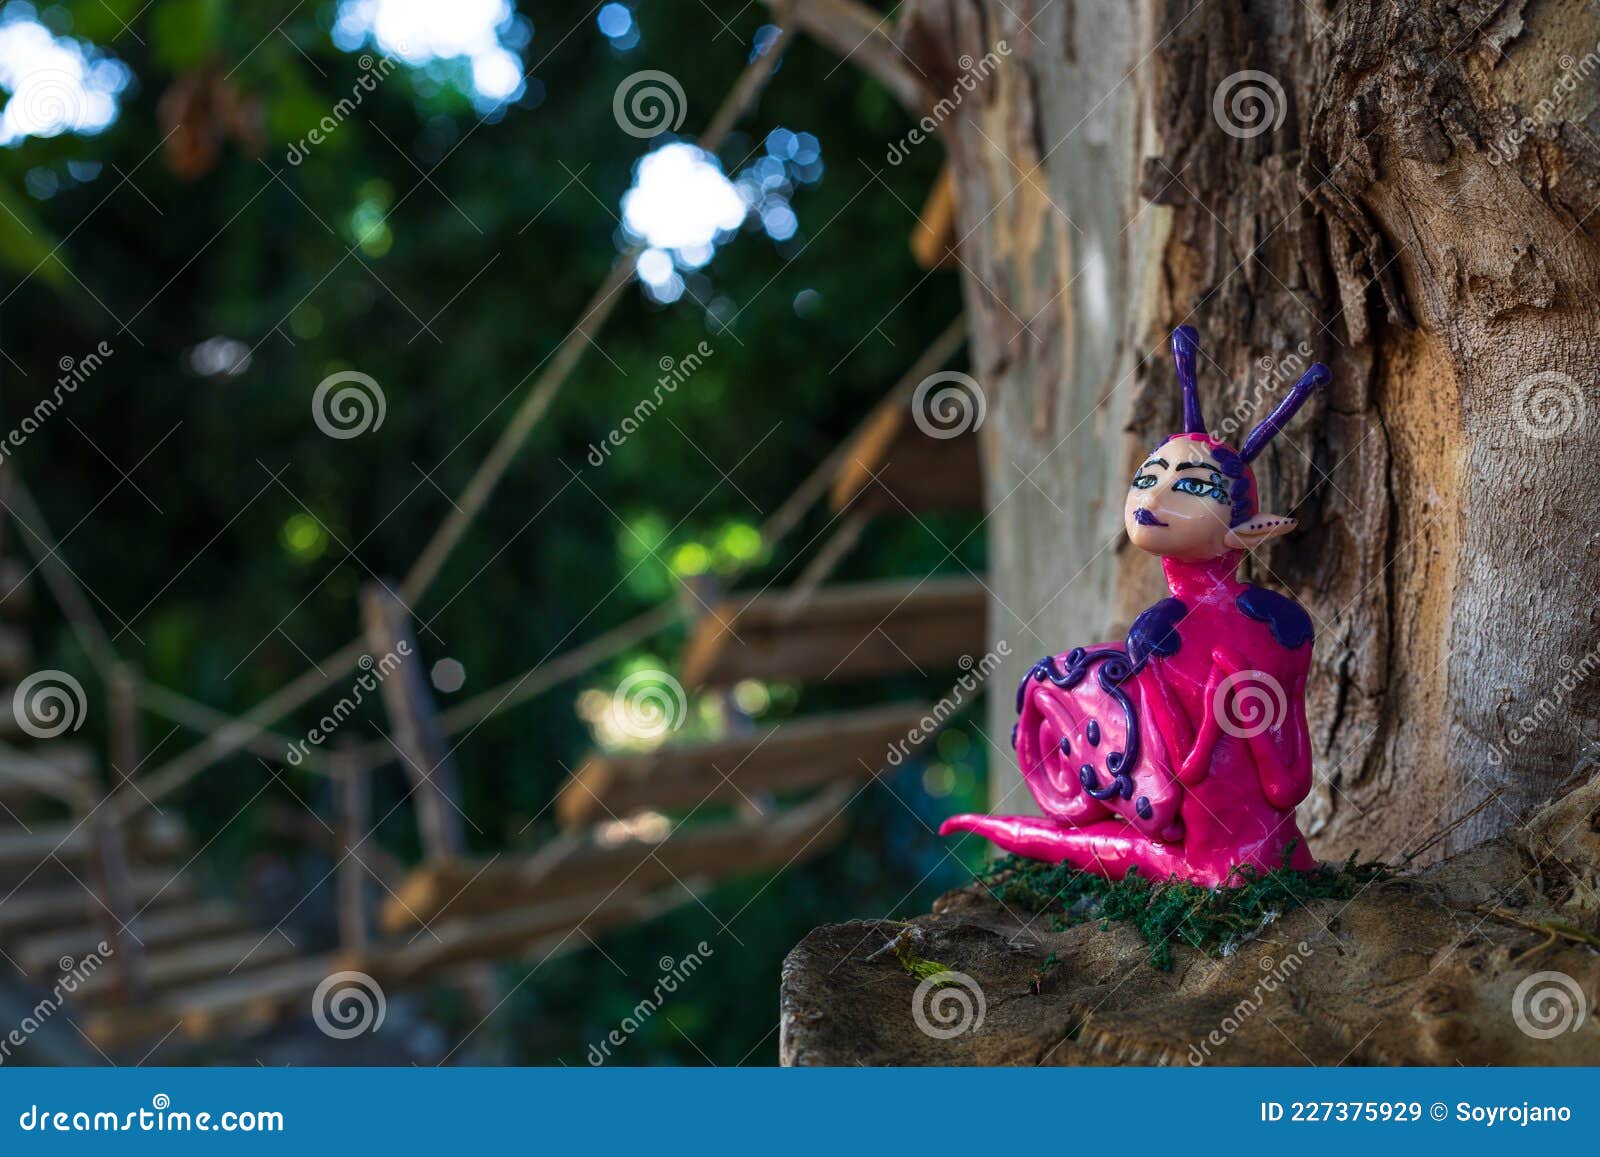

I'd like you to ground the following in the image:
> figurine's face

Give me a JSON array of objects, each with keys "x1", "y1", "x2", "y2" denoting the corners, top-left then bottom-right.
[{"x1": 1123, "y1": 445, "x2": 1237, "y2": 559}]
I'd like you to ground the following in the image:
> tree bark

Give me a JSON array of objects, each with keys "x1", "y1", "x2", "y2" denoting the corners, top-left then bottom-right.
[{"x1": 899, "y1": 0, "x2": 1600, "y2": 862}]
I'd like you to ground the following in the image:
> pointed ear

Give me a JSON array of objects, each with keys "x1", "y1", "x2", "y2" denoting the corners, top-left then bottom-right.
[{"x1": 1223, "y1": 513, "x2": 1298, "y2": 551}]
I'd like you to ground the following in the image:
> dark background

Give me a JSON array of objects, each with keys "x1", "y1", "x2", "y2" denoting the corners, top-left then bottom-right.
[{"x1": 0, "y1": 0, "x2": 989, "y2": 1063}]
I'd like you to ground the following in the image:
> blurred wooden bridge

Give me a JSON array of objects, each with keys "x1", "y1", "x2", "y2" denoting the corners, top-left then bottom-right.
[{"x1": 0, "y1": 9, "x2": 986, "y2": 1058}]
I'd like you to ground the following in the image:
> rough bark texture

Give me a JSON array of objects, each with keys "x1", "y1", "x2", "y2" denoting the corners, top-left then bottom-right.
[
  {"x1": 779, "y1": 772, "x2": 1600, "y2": 1065},
  {"x1": 897, "y1": 0, "x2": 1600, "y2": 863}
]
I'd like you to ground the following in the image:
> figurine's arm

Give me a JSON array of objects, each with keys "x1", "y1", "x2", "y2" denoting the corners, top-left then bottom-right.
[
  {"x1": 1188, "y1": 646, "x2": 1311, "y2": 808},
  {"x1": 1177, "y1": 653, "x2": 1230, "y2": 786},
  {"x1": 1246, "y1": 663, "x2": 1312, "y2": 810}
]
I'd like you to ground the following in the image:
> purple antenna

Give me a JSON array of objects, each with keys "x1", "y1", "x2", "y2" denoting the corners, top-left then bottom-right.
[
  {"x1": 1171, "y1": 326, "x2": 1205, "y2": 434},
  {"x1": 1240, "y1": 363, "x2": 1331, "y2": 462}
]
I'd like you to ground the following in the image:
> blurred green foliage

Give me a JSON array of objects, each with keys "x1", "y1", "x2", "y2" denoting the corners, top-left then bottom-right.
[{"x1": 0, "y1": 0, "x2": 990, "y2": 1064}]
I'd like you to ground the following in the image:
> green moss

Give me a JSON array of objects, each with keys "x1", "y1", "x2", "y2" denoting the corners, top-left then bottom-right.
[
  {"x1": 876, "y1": 924, "x2": 959, "y2": 983},
  {"x1": 980, "y1": 848, "x2": 1390, "y2": 971}
]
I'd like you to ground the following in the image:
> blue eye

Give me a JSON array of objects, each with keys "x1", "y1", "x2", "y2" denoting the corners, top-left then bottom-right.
[
  {"x1": 1132, "y1": 474, "x2": 1157, "y2": 489},
  {"x1": 1173, "y1": 477, "x2": 1228, "y2": 504}
]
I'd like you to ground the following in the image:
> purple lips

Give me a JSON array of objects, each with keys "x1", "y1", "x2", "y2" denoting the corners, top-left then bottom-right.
[{"x1": 1134, "y1": 508, "x2": 1167, "y2": 528}]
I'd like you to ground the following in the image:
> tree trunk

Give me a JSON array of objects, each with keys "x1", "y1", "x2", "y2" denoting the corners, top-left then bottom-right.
[{"x1": 899, "y1": 0, "x2": 1600, "y2": 862}]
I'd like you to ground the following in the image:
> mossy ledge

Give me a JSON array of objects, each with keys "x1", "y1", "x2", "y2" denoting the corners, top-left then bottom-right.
[{"x1": 979, "y1": 849, "x2": 1391, "y2": 971}]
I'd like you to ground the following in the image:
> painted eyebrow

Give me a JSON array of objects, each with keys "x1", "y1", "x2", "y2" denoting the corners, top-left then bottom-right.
[
  {"x1": 1173, "y1": 460, "x2": 1220, "y2": 473},
  {"x1": 1139, "y1": 457, "x2": 1169, "y2": 470}
]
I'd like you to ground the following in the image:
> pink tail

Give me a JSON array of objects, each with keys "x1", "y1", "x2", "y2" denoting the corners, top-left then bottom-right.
[{"x1": 939, "y1": 814, "x2": 1189, "y2": 881}]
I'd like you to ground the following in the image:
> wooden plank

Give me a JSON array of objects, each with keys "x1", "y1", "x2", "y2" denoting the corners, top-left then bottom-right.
[
  {"x1": 32, "y1": 742, "x2": 95, "y2": 779},
  {"x1": 360, "y1": 583, "x2": 464, "y2": 858},
  {"x1": 382, "y1": 784, "x2": 853, "y2": 934},
  {"x1": 557, "y1": 701, "x2": 929, "y2": 827},
  {"x1": 0, "y1": 813, "x2": 187, "y2": 876},
  {"x1": 17, "y1": 899, "x2": 243, "y2": 976},
  {"x1": 0, "y1": 740, "x2": 95, "y2": 810},
  {"x1": 376, "y1": 885, "x2": 696, "y2": 985},
  {"x1": 829, "y1": 396, "x2": 982, "y2": 515},
  {"x1": 83, "y1": 954, "x2": 341, "y2": 1050},
  {"x1": 0, "y1": 868, "x2": 194, "y2": 939},
  {"x1": 75, "y1": 931, "x2": 298, "y2": 1003},
  {"x1": 680, "y1": 575, "x2": 987, "y2": 688},
  {"x1": 910, "y1": 164, "x2": 958, "y2": 270}
]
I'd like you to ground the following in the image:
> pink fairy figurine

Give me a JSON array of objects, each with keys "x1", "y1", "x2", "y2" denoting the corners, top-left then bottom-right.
[{"x1": 941, "y1": 326, "x2": 1330, "y2": 888}]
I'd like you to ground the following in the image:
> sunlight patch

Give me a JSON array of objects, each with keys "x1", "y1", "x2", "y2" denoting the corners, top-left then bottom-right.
[{"x1": 0, "y1": 9, "x2": 131, "y2": 147}]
